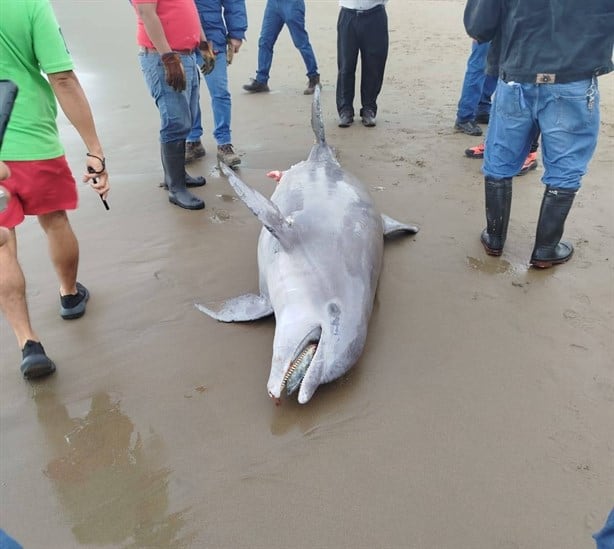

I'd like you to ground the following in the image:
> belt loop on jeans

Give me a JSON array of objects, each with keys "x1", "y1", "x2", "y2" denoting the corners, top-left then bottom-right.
[{"x1": 341, "y1": 4, "x2": 384, "y2": 15}]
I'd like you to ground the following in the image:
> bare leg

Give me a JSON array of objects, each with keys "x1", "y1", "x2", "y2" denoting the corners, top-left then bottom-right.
[
  {"x1": 38, "y1": 210, "x2": 79, "y2": 296},
  {"x1": 0, "y1": 228, "x2": 39, "y2": 349}
]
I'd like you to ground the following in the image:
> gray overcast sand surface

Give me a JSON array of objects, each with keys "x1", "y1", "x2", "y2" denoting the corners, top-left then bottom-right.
[{"x1": 1, "y1": 1, "x2": 613, "y2": 548}]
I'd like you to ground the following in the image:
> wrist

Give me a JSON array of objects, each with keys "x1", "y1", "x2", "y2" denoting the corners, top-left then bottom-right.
[
  {"x1": 86, "y1": 152, "x2": 106, "y2": 173},
  {"x1": 87, "y1": 147, "x2": 104, "y2": 157}
]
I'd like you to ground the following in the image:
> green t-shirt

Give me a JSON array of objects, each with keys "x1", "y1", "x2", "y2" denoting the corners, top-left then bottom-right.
[{"x1": 0, "y1": 0, "x2": 74, "y2": 160}]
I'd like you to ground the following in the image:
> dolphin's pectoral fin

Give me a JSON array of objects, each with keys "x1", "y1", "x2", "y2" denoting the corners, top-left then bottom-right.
[
  {"x1": 195, "y1": 294, "x2": 273, "y2": 322},
  {"x1": 219, "y1": 162, "x2": 293, "y2": 249},
  {"x1": 381, "y1": 213, "x2": 420, "y2": 238}
]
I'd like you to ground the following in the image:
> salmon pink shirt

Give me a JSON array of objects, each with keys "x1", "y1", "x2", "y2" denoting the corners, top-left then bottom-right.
[{"x1": 132, "y1": 0, "x2": 201, "y2": 51}]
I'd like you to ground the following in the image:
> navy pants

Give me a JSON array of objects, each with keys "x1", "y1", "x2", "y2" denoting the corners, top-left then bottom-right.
[{"x1": 336, "y1": 5, "x2": 388, "y2": 117}]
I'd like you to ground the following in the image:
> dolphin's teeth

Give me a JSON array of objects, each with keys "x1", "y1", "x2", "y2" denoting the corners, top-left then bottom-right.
[{"x1": 282, "y1": 342, "x2": 318, "y2": 396}]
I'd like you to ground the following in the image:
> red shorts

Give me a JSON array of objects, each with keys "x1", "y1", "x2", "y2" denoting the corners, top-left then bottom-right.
[{"x1": 0, "y1": 156, "x2": 78, "y2": 229}]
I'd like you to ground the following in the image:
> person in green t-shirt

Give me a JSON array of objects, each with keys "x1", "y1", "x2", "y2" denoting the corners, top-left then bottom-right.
[{"x1": 0, "y1": 0, "x2": 110, "y2": 379}]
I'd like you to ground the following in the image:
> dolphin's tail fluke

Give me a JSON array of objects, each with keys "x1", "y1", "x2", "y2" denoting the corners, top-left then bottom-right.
[{"x1": 311, "y1": 84, "x2": 326, "y2": 146}]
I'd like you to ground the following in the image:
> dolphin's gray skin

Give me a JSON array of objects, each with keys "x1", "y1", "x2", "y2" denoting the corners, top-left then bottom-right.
[{"x1": 196, "y1": 86, "x2": 418, "y2": 403}]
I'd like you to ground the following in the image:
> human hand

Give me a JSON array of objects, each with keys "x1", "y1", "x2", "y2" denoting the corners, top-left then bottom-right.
[
  {"x1": 161, "y1": 52, "x2": 186, "y2": 91},
  {"x1": 0, "y1": 160, "x2": 10, "y2": 181},
  {"x1": 226, "y1": 38, "x2": 242, "y2": 65},
  {"x1": 83, "y1": 153, "x2": 110, "y2": 200},
  {"x1": 199, "y1": 41, "x2": 216, "y2": 75},
  {"x1": 266, "y1": 170, "x2": 283, "y2": 183}
]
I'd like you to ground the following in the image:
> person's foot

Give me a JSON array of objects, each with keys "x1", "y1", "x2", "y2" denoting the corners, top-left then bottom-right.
[
  {"x1": 185, "y1": 140, "x2": 206, "y2": 164},
  {"x1": 517, "y1": 152, "x2": 538, "y2": 176},
  {"x1": 20, "y1": 340, "x2": 56, "y2": 380},
  {"x1": 243, "y1": 78, "x2": 269, "y2": 93},
  {"x1": 304, "y1": 75, "x2": 320, "y2": 95},
  {"x1": 217, "y1": 144, "x2": 241, "y2": 168},
  {"x1": 475, "y1": 112, "x2": 490, "y2": 124},
  {"x1": 465, "y1": 142, "x2": 485, "y2": 159},
  {"x1": 454, "y1": 120, "x2": 483, "y2": 136},
  {"x1": 159, "y1": 173, "x2": 206, "y2": 189},
  {"x1": 60, "y1": 282, "x2": 89, "y2": 320},
  {"x1": 361, "y1": 110, "x2": 376, "y2": 127},
  {"x1": 184, "y1": 173, "x2": 206, "y2": 187},
  {"x1": 168, "y1": 190, "x2": 205, "y2": 210},
  {"x1": 338, "y1": 111, "x2": 353, "y2": 128}
]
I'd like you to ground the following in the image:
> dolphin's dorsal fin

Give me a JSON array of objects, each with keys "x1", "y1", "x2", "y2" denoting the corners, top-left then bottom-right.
[
  {"x1": 311, "y1": 84, "x2": 326, "y2": 146},
  {"x1": 381, "y1": 213, "x2": 420, "y2": 237},
  {"x1": 307, "y1": 84, "x2": 337, "y2": 164},
  {"x1": 220, "y1": 163, "x2": 293, "y2": 248}
]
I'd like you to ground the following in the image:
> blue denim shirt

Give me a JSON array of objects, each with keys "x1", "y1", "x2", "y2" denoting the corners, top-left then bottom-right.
[
  {"x1": 464, "y1": 0, "x2": 614, "y2": 83},
  {"x1": 194, "y1": 0, "x2": 247, "y2": 51}
]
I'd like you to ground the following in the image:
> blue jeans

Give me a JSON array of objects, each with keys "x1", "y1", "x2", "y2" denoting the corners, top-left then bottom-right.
[
  {"x1": 255, "y1": 0, "x2": 318, "y2": 84},
  {"x1": 188, "y1": 52, "x2": 232, "y2": 145},
  {"x1": 139, "y1": 51, "x2": 200, "y2": 143},
  {"x1": 456, "y1": 41, "x2": 497, "y2": 123},
  {"x1": 594, "y1": 507, "x2": 614, "y2": 549},
  {"x1": 484, "y1": 78, "x2": 600, "y2": 190},
  {"x1": 0, "y1": 530, "x2": 22, "y2": 549}
]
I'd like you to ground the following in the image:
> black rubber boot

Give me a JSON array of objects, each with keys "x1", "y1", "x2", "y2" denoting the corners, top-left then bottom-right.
[
  {"x1": 159, "y1": 172, "x2": 206, "y2": 189},
  {"x1": 480, "y1": 177, "x2": 512, "y2": 256},
  {"x1": 530, "y1": 187, "x2": 576, "y2": 268},
  {"x1": 185, "y1": 173, "x2": 206, "y2": 187},
  {"x1": 161, "y1": 141, "x2": 205, "y2": 210}
]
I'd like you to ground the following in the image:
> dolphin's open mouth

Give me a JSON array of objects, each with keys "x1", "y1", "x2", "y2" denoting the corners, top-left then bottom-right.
[
  {"x1": 282, "y1": 342, "x2": 318, "y2": 396},
  {"x1": 279, "y1": 327, "x2": 321, "y2": 397}
]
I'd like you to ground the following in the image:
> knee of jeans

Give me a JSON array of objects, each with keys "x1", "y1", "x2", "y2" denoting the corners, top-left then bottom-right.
[
  {"x1": 161, "y1": 116, "x2": 192, "y2": 143},
  {"x1": 483, "y1": 155, "x2": 525, "y2": 180},
  {"x1": 212, "y1": 92, "x2": 231, "y2": 106},
  {"x1": 258, "y1": 35, "x2": 275, "y2": 49},
  {"x1": 206, "y1": 74, "x2": 230, "y2": 98}
]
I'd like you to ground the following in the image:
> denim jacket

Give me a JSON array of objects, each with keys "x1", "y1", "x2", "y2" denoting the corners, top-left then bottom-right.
[
  {"x1": 194, "y1": 0, "x2": 247, "y2": 51},
  {"x1": 464, "y1": 0, "x2": 614, "y2": 83}
]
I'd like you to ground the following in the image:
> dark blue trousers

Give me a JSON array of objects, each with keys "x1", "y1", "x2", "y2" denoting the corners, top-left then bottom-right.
[{"x1": 336, "y1": 5, "x2": 388, "y2": 117}]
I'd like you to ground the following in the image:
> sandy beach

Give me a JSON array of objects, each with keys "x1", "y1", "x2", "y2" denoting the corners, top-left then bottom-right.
[{"x1": 1, "y1": 1, "x2": 613, "y2": 547}]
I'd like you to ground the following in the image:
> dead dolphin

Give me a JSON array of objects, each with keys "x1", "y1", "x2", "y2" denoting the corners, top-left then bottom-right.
[{"x1": 196, "y1": 86, "x2": 419, "y2": 403}]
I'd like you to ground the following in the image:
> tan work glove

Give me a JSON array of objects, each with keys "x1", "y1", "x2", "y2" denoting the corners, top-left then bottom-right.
[
  {"x1": 226, "y1": 38, "x2": 234, "y2": 65},
  {"x1": 199, "y1": 41, "x2": 216, "y2": 75},
  {"x1": 226, "y1": 38, "x2": 242, "y2": 65},
  {"x1": 161, "y1": 52, "x2": 186, "y2": 92}
]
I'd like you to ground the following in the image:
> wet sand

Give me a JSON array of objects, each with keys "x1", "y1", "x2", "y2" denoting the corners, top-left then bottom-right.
[{"x1": 1, "y1": 1, "x2": 613, "y2": 547}]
